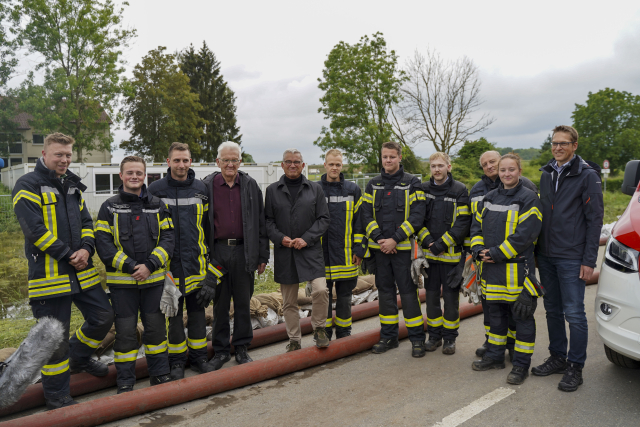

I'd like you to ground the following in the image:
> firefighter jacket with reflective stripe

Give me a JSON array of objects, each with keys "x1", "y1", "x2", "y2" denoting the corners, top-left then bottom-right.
[
  {"x1": 148, "y1": 168, "x2": 224, "y2": 295},
  {"x1": 536, "y1": 155, "x2": 604, "y2": 268},
  {"x1": 417, "y1": 174, "x2": 471, "y2": 264},
  {"x1": 469, "y1": 175, "x2": 538, "y2": 216},
  {"x1": 361, "y1": 166, "x2": 426, "y2": 252},
  {"x1": 470, "y1": 181, "x2": 542, "y2": 302},
  {"x1": 12, "y1": 159, "x2": 100, "y2": 300},
  {"x1": 319, "y1": 173, "x2": 367, "y2": 281},
  {"x1": 95, "y1": 185, "x2": 175, "y2": 288}
]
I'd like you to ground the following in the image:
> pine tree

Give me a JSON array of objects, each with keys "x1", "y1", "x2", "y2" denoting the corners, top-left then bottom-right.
[{"x1": 178, "y1": 42, "x2": 241, "y2": 162}]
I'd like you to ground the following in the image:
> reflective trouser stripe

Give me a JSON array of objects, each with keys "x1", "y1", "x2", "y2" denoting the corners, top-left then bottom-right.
[
  {"x1": 488, "y1": 332, "x2": 507, "y2": 346},
  {"x1": 187, "y1": 337, "x2": 207, "y2": 350},
  {"x1": 443, "y1": 318, "x2": 460, "y2": 330},
  {"x1": 335, "y1": 317, "x2": 352, "y2": 327},
  {"x1": 75, "y1": 328, "x2": 101, "y2": 348},
  {"x1": 426, "y1": 316, "x2": 443, "y2": 327},
  {"x1": 379, "y1": 314, "x2": 399, "y2": 325},
  {"x1": 508, "y1": 329, "x2": 516, "y2": 340},
  {"x1": 405, "y1": 315, "x2": 424, "y2": 328},
  {"x1": 169, "y1": 341, "x2": 187, "y2": 354},
  {"x1": 484, "y1": 325, "x2": 491, "y2": 332},
  {"x1": 42, "y1": 359, "x2": 69, "y2": 376},
  {"x1": 115, "y1": 350, "x2": 138, "y2": 362},
  {"x1": 326, "y1": 318, "x2": 333, "y2": 327},
  {"x1": 514, "y1": 340, "x2": 535, "y2": 354},
  {"x1": 145, "y1": 341, "x2": 168, "y2": 355}
]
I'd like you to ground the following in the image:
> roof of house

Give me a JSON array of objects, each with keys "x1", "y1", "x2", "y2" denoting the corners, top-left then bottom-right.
[{"x1": 1, "y1": 97, "x2": 113, "y2": 130}]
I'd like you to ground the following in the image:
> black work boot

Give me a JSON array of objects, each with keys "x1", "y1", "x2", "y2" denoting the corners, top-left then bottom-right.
[
  {"x1": 335, "y1": 326, "x2": 351, "y2": 339},
  {"x1": 425, "y1": 337, "x2": 442, "y2": 352},
  {"x1": 472, "y1": 355, "x2": 506, "y2": 371},
  {"x1": 476, "y1": 339, "x2": 488, "y2": 357},
  {"x1": 313, "y1": 327, "x2": 330, "y2": 348},
  {"x1": 70, "y1": 357, "x2": 109, "y2": 377},
  {"x1": 235, "y1": 345, "x2": 253, "y2": 364},
  {"x1": 372, "y1": 338, "x2": 399, "y2": 354},
  {"x1": 117, "y1": 385, "x2": 134, "y2": 394},
  {"x1": 507, "y1": 348, "x2": 514, "y2": 363},
  {"x1": 531, "y1": 354, "x2": 567, "y2": 376},
  {"x1": 507, "y1": 366, "x2": 529, "y2": 385},
  {"x1": 150, "y1": 374, "x2": 174, "y2": 386},
  {"x1": 286, "y1": 340, "x2": 301, "y2": 352},
  {"x1": 191, "y1": 357, "x2": 215, "y2": 374},
  {"x1": 558, "y1": 362, "x2": 583, "y2": 392},
  {"x1": 45, "y1": 395, "x2": 78, "y2": 410},
  {"x1": 442, "y1": 339, "x2": 456, "y2": 355},
  {"x1": 170, "y1": 362, "x2": 185, "y2": 380},
  {"x1": 208, "y1": 353, "x2": 231, "y2": 371},
  {"x1": 411, "y1": 340, "x2": 426, "y2": 358}
]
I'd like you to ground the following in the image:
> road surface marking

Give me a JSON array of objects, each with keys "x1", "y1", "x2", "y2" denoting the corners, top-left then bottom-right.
[{"x1": 433, "y1": 387, "x2": 515, "y2": 427}]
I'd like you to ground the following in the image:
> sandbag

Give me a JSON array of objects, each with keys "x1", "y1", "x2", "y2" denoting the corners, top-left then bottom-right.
[
  {"x1": 297, "y1": 288, "x2": 312, "y2": 306},
  {"x1": 205, "y1": 305, "x2": 214, "y2": 326},
  {"x1": 360, "y1": 275, "x2": 376, "y2": 291},
  {"x1": 254, "y1": 293, "x2": 284, "y2": 317},
  {"x1": 0, "y1": 348, "x2": 16, "y2": 363},
  {"x1": 250, "y1": 297, "x2": 268, "y2": 318},
  {"x1": 95, "y1": 325, "x2": 116, "y2": 358},
  {"x1": 353, "y1": 276, "x2": 375, "y2": 295}
]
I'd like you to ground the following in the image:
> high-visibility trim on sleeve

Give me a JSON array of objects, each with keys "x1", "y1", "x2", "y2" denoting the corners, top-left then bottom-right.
[
  {"x1": 365, "y1": 221, "x2": 380, "y2": 237},
  {"x1": 34, "y1": 230, "x2": 57, "y2": 251},
  {"x1": 354, "y1": 197, "x2": 363, "y2": 213},
  {"x1": 518, "y1": 207, "x2": 542, "y2": 224},
  {"x1": 441, "y1": 232, "x2": 455, "y2": 247},
  {"x1": 112, "y1": 250, "x2": 129, "y2": 270},
  {"x1": 81, "y1": 228, "x2": 95, "y2": 239},
  {"x1": 399, "y1": 220, "x2": 414, "y2": 237},
  {"x1": 152, "y1": 247, "x2": 169, "y2": 266},
  {"x1": 362, "y1": 193, "x2": 374, "y2": 204},
  {"x1": 207, "y1": 263, "x2": 225, "y2": 279},
  {"x1": 470, "y1": 235, "x2": 485, "y2": 248},
  {"x1": 95, "y1": 220, "x2": 113, "y2": 234},
  {"x1": 523, "y1": 277, "x2": 540, "y2": 297},
  {"x1": 13, "y1": 190, "x2": 42, "y2": 207},
  {"x1": 456, "y1": 205, "x2": 470, "y2": 216},
  {"x1": 498, "y1": 240, "x2": 517, "y2": 259},
  {"x1": 160, "y1": 217, "x2": 174, "y2": 230},
  {"x1": 417, "y1": 227, "x2": 430, "y2": 243}
]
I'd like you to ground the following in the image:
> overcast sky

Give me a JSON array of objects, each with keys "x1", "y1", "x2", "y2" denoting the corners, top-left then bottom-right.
[{"x1": 107, "y1": 0, "x2": 640, "y2": 164}]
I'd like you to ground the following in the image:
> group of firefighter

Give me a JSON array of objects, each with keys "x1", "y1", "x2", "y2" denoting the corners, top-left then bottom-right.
[{"x1": 11, "y1": 125, "x2": 602, "y2": 410}]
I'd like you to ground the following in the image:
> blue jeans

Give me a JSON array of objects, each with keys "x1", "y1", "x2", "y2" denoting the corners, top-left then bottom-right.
[{"x1": 537, "y1": 255, "x2": 588, "y2": 366}]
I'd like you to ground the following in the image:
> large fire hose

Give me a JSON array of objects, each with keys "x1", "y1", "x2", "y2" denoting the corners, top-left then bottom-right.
[
  {"x1": 2, "y1": 301, "x2": 483, "y2": 427},
  {"x1": 0, "y1": 290, "x2": 427, "y2": 417}
]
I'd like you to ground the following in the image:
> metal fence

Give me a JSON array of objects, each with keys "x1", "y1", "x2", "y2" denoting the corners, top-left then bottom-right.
[{"x1": 0, "y1": 195, "x2": 13, "y2": 229}]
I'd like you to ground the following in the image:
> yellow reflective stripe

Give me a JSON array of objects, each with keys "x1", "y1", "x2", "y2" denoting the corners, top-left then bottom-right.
[
  {"x1": 187, "y1": 337, "x2": 207, "y2": 350},
  {"x1": 353, "y1": 233, "x2": 365, "y2": 244},
  {"x1": 145, "y1": 341, "x2": 168, "y2": 354},
  {"x1": 41, "y1": 359, "x2": 69, "y2": 376},
  {"x1": 354, "y1": 196, "x2": 363, "y2": 214},
  {"x1": 379, "y1": 314, "x2": 399, "y2": 324},
  {"x1": 195, "y1": 204, "x2": 207, "y2": 278},
  {"x1": 344, "y1": 200, "x2": 353, "y2": 267},
  {"x1": 112, "y1": 250, "x2": 128, "y2": 270},
  {"x1": 443, "y1": 318, "x2": 460, "y2": 329},
  {"x1": 362, "y1": 193, "x2": 374, "y2": 204},
  {"x1": 326, "y1": 318, "x2": 333, "y2": 327},
  {"x1": 508, "y1": 329, "x2": 516, "y2": 340},
  {"x1": 442, "y1": 232, "x2": 455, "y2": 247},
  {"x1": 160, "y1": 217, "x2": 174, "y2": 230},
  {"x1": 13, "y1": 190, "x2": 42, "y2": 206},
  {"x1": 426, "y1": 316, "x2": 443, "y2": 327},
  {"x1": 484, "y1": 325, "x2": 491, "y2": 332},
  {"x1": 456, "y1": 206, "x2": 470, "y2": 215},
  {"x1": 79, "y1": 198, "x2": 85, "y2": 211},
  {"x1": 34, "y1": 230, "x2": 56, "y2": 251},
  {"x1": 81, "y1": 228, "x2": 95, "y2": 239},
  {"x1": 95, "y1": 220, "x2": 112, "y2": 234},
  {"x1": 75, "y1": 328, "x2": 101, "y2": 348},
  {"x1": 335, "y1": 316, "x2": 352, "y2": 327},
  {"x1": 405, "y1": 315, "x2": 424, "y2": 327},
  {"x1": 207, "y1": 263, "x2": 224, "y2": 279},
  {"x1": 42, "y1": 203, "x2": 58, "y2": 277},
  {"x1": 138, "y1": 269, "x2": 167, "y2": 285},
  {"x1": 399, "y1": 220, "x2": 414, "y2": 237},
  {"x1": 518, "y1": 207, "x2": 542, "y2": 224},
  {"x1": 114, "y1": 350, "x2": 138, "y2": 362},
  {"x1": 365, "y1": 221, "x2": 380, "y2": 237},
  {"x1": 506, "y1": 263, "x2": 518, "y2": 289},
  {"x1": 470, "y1": 235, "x2": 484, "y2": 248},
  {"x1": 514, "y1": 340, "x2": 535, "y2": 353},
  {"x1": 488, "y1": 332, "x2": 507, "y2": 345},
  {"x1": 417, "y1": 227, "x2": 430, "y2": 243},
  {"x1": 523, "y1": 277, "x2": 539, "y2": 297},
  {"x1": 411, "y1": 190, "x2": 426, "y2": 204},
  {"x1": 169, "y1": 341, "x2": 187, "y2": 354},
  {"x1": 152, "y1": 247, "x2": 169, "y2": 266},
  {"x1": 499, "y1": 240, "x2": 517, "y2": 259}
]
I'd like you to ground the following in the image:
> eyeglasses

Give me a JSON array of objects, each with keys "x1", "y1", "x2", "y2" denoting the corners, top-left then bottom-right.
[
  {"x1": 283, "y1": 160, "x2": 302, "y2": 166},
  {"x1": 218, "y1": 159, "x2": 241, "y2": 165},
  {"x1": 552, "y1": 142, "x2": 574, "y2": 148}
]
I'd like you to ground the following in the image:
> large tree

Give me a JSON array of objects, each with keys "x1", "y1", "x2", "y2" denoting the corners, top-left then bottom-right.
[
  {"x1": 121, "y1": 47, "x2": 202, "y2": 161},
  {"x1": 397, "y1": 48, "x2": 495, "y2": 154},
  {"x1": 572, "y1": 88, "x2": 640, "y2": 174},
  {"x1": 178, "y1": 42, "x2": 241, "y2": 162},
  {"x1": 315, "y1": 32, "x2": 405, "y2": 171},
  {"x1": 11, "y1": 0, "x2": 135, "y2": 162}
]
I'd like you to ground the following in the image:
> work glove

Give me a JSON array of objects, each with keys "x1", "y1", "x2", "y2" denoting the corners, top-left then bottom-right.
[
  {"x1": 512, "y1": 289, "x2": 537, "y2": 320},
  {"x1": 160, "y1": 273, "x2": 182, "y2": 318},
  {"x1": 446, "y1": 256, "x2": 466, "y2": 290},
  {"x1": 410, "y1": 239, "x2": 429, "y2": 287},
  {"x1": 196, "y1": 275, "x2": 218, "y2": 309},
  {"x1": 460, "y1": 254, "x2": 477, "y2": 297}
]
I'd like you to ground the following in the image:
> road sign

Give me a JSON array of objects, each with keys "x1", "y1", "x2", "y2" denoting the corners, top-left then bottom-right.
[
  {"x1": 603, "y1": 159, "x2": 610, "y2": 169},
  {"x1": 602, "y1": 168, "x2": 610, "y2": 174}
]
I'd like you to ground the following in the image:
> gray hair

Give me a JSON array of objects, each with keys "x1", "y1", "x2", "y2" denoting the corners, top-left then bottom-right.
[
  {"x1": 479, "y1": 150, "x2": 501, "y2": 166},
  {"x1": 282, "y1": 148, "x2": 304, "y2": 162},
  {"x1": 217, "y1": 141, "x2": 241, "y2": 159}
]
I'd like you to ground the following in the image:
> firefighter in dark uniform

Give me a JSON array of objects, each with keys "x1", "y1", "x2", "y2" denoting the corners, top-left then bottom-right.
[
  {"x1": 417, "y1": 152, "x2": 471, "y2": 355},
  {"x1": 470, "y1": 150, "x2": 538, "y2": 358},
  {"x1": 361, "y1": 141, "x2": 427, "y2": 357},
  {"x1": 12, "y1": 133, "x2": 113, "y2": 410},
  {"x1": 320, "y1": 149, "x2": 366, "y2": 340},
  {"x1": 471, "y1": 154, "x2": 543, "y2": 385},
  {"x1": 95, "y1": 156, "x2": 175, "y2": 394},
  {"x1": 148, "y1": 143, "x2": 224, "y2": 379}
]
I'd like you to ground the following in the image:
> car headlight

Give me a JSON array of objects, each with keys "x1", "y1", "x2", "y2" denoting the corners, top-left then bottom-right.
[{"x1": 605, "y1": 236, "x2": 640, "y2": 273}]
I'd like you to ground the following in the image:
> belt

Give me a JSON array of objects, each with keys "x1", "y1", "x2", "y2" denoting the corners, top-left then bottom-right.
[{"x1": 216, "y1": 239, "x2": 244, "y2": 246}]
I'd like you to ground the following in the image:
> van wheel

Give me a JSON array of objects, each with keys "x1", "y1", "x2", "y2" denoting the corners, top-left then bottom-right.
[{"x1": 604, "y1": 345, "x2": 640, "y2": 369}]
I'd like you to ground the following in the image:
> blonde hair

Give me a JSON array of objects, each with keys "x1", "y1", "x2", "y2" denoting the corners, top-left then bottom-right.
[
  {"x1": 429, "y1": 152, "x2": 451, "y2": 165},
  {"x1": 324, "y1": 148, "x2": 343, "y2": 159},
  {"x1": 44, "y1": 132, "x2": 75, "y2": 150},
  {"x1": 499, "y1": 153, "x2": 522, "y2": 170}
]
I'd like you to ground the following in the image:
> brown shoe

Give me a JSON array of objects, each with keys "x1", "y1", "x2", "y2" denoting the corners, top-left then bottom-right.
[
  {"x1": 313, "y1": 327, "x2": 330, "y2": 348},
  {"x1": 286, "y1": 340, "x2": 301, "y2": 352}
]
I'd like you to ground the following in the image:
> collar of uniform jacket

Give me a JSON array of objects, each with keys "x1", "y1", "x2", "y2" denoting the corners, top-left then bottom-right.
[
  {"x1": 430, "y1": 172, "x2": 451, "y2": 187},
  {"x1": 35, "y1": 157, "x2": 84, "y2": 189},
  {"x1": 497, "y1": 179, "x2": 523, "y2": 196},
  {"x1": 118, "y1": 184, "x2": 149, "y2": 202},
  {"x1": 320, "y1": 172, "x2": 344, "y2": 186},
  {"x1": 550, "y1": 155, "x2": 576, "y2": 175},
  {"x1": 481, "y1": 174, "x2": 500, "y2": 191},
  {"x1": 380, "y1": 165, "x2": 405, "y2": 183},
  {"x1": 276, "y1": 173, "x2": 311, "y2": 193},
  {"x1": 166, "y1": 167, "x2": 195, "y2": 187},
  {"x1": 541, "y1": 154, "x2": 589, "y2": 177}
]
